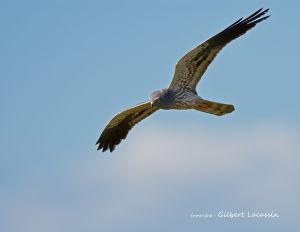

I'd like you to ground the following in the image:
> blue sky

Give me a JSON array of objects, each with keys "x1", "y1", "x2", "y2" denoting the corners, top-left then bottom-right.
[{"x1": 1, "y1": 0, "x2": 299, "y2": 231}]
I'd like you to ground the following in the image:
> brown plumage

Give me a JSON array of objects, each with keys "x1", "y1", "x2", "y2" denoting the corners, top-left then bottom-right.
[{"x1": 96, "y1": 8, "x2": 270, "y2": 152}]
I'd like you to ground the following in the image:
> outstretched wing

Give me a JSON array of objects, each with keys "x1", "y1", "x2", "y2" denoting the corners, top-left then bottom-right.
[
  {"x1": 169, "y1": 8, "x2": 270, "y2": 91},
  {"x1": 96, "y1": 101, "x2": 158, "y2": 152}
]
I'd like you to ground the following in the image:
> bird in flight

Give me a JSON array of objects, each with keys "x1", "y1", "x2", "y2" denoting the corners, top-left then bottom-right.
[{"x1": 96, "y1": 8, "x2": 270, "y2": 152}]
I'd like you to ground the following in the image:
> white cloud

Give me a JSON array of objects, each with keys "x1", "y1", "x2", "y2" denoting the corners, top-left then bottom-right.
[
  {"x1": 3, "y1": 123, "x2": 299, "y2": 231},
  {"x1": 71, "y1": 123, "x2": 300, "y2": 221},
  {"x1": 121, "y1": 123, "x2": 299, "y2": 183}
]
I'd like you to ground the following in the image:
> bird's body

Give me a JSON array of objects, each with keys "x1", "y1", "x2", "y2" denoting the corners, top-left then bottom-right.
[
  {"x1": 150, "y1": 88, "x2": 234, "y2": 114},
  {"x1": 150, "y1": 88, "x2": 196, "y2": 110},
  {"x1": 96, "y1": 8, "x2": 270, "y2": 152}
]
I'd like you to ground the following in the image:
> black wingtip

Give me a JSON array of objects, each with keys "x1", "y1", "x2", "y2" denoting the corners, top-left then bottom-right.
[
  {"x1": 243, "y1": 8, "x2": 270, "y2": 23},
  {"x1": 96, "y1": 141, "x2": 117, "y2": 153},
  {"x1": 96, "y1": 140, "x2": 107, "y2": 153},
  {"x1": 109, "y1": 145, "x2": 116, "y2": 152},
  {"x1": 96, "y1": 143, "x2": 103, "y2": 152},
  {"x1": 225, "y1": 8, "x2": 270, "y2": 34},
  {"x1": 95, "y1": 137, "x2": 117, "y2": 153}
]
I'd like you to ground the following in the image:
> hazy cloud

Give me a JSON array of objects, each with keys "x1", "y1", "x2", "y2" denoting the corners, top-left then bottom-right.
[{"x1": 3, "y1": 123, "x2": 299, "y2": 231}]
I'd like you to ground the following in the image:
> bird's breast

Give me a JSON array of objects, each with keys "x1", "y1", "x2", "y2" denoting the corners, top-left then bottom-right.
[{"x1": 170, "y1": 90, "x2": 198, "y2": 109}]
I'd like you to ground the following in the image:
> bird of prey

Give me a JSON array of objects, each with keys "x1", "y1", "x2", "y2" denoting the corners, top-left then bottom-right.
[{"x1": 96, "y1": 8, "x2": 270, "y2": 152}]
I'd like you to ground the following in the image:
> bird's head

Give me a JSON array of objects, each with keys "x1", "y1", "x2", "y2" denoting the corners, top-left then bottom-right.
[{"x1": 149, "y1": 88, "x2": 174, "y2": 109}]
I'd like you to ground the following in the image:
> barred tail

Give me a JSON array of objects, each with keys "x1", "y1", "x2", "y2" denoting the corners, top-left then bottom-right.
[{"x1": 194, "y1": 99, "x2": 235, "y2": 116}]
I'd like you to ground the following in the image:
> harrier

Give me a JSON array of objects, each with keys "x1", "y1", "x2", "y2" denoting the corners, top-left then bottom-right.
[{"x1": 96, "y1": 8, "x2": 270, "y2": 152}]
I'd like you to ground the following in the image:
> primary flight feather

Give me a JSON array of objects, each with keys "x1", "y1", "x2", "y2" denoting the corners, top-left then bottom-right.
[{"x1": 96, "y1": 8, "x2": 270, "y2": 152}]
